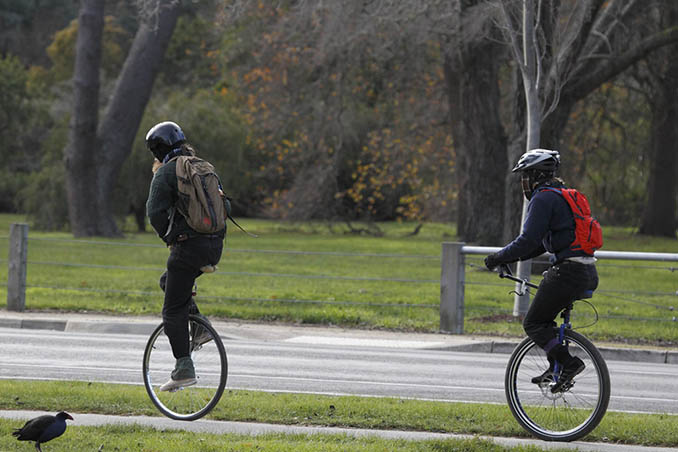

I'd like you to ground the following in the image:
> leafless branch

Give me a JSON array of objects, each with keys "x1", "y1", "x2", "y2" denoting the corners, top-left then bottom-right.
[
  {"x1": 573, "y1": 0, "x2": 640, "y2": 77},
  {"x1": 498, "y1": 0, "x2": 525, "y2": 75},
  {"x1": 568, "y1": 25, "x2": 678, "y2": 100},
  {"x1": 533, "y1": 0, "x2": 544, "y2": 95},
  {"x1": 134, "y1": 0, "x2": 179, "y2": 29}
]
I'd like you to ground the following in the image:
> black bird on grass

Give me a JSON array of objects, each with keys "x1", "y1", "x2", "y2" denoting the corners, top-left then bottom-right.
[{"x1": 12, "y1": 411, "x2": 73, "y2": 451}]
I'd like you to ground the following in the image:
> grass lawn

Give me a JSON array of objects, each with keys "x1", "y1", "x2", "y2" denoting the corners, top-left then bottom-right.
[
  {"x1": 1, "y1": 215, "x2": 677, "y2": 450},
  {"x1": 0, "y1": 420, "x2": 576, "y2": 452},
  {"x1": 1, "y1": 214, "x2": 677, "y2": 344},
  {"x1": 1, "y1": 380, "x2": 677, "y2": 449}
]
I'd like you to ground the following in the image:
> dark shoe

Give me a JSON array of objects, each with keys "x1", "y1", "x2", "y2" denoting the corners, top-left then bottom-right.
[
  {"x1": 551, "y1": 357, "x2": 585, "y2": 393},
  {"x1": 532, "y1": 356, "x2": 555, "y2": 384},
  {"x1": 159, "y1": 357, "x2": 196, "y2": 392},
  {"x1": 531, "y1": 367, "x2": 555, "y2": 385}
]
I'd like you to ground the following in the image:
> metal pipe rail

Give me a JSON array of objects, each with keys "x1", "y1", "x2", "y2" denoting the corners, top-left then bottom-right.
[
  {"x1": 5, "y1": 226, "x2": 678, "y2": 327},
  {"x1": 440, "y1": 242, "x2": 678, "y2": 334},
  {"x1": 460, "y1": 245, "x2": 678, "y2": 262}
]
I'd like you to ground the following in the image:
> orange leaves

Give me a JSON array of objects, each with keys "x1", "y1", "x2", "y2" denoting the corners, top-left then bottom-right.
[
  {"x1": 221, "y1": 5, "x2": 456, "y2": 222},
  {"x1": 329, "y1": 123, "x2": 453, "y2": 220},
  {"x1": 243, "y1": 67, "x2": 274, "y2": 84}
]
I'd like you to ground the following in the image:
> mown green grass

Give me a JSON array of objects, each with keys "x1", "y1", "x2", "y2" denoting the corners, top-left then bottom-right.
[
  {"x1": 0, "y1": 214, "x2": 677, "y2": 343},
  {"x1": 0, "y1": 421, "x2": 573, "y2": 452},
  {"x1": 1, "y1": 380, "x2": 677, "y2": 448}
]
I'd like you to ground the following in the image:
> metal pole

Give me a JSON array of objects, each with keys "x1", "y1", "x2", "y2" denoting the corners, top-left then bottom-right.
[
  {"x1": 7, "y1": 223, "x2": 28, "y2": 312},
  {"x1": 514, "y1": 201, "x2": 532, "y2": 316},
  {"x1": 440, "y1": 242, "x2": 465, "y2": 334}
]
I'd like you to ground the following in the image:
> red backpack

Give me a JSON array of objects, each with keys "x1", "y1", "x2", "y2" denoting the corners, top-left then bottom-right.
[{"x1": 543, "y1": 188, "x2": 603, "y2": 255}]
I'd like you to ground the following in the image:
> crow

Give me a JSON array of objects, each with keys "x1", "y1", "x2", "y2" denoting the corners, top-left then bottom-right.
[{"x1": 12, "y1": 411, "x2": 73, "y2": 451}]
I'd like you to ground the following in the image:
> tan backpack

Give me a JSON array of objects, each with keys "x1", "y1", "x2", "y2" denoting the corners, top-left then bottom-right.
[{"x1": 174, "y1": 155, "x2": 227, "y2": 234}]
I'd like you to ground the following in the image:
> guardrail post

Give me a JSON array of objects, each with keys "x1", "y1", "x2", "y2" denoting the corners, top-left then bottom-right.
[
  {"x1": 440, "y1": 242, "x2": 465, "y2": 334},
  {"x1": 7, "y1": 223, "x2": 28, "y2": 312}
]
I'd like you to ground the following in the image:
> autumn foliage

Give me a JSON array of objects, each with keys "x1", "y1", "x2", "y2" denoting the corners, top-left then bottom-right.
[{"x1": 223, "y1": 3, "x2": 455, "y2": 222}]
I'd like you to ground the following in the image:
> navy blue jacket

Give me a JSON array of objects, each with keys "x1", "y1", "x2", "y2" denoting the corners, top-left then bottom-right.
[{"x1": 495, "y1": 182, "x2": 588, "y2": 264}]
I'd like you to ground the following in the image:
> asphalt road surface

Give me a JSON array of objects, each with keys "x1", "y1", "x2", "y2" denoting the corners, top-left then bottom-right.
[{"x1": 1, "y1": 327, "x2": 676, "y2": 415}]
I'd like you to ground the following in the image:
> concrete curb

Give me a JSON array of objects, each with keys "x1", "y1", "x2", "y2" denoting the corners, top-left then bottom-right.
[
  {"x1": 67, "y1": 319, "x2": 157, "y2": 336},
  {"x1": 1, "y1": 314, "x2": 676, "y2": 364},
  {"x1": 2, "y1": 410, "x2": 677, "y2": 452},
  {"x1": 429, "y1": 339, "x2": 675, "y2": 364},
  {"x1": 0, "y1": 317, "x2": 67, "y2": 331},
  {"x1": 0, "y1": 316, "x2": 158, "y2": 335}
]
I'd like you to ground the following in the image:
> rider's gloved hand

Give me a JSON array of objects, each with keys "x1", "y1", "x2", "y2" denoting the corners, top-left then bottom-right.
[{"x1": 484, "y1": 253, "x2": 501, "y2": 270}]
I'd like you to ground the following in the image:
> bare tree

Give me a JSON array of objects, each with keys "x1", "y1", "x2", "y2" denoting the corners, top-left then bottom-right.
[
  {"x1": 494, "y1": 0, "x2": 678, "y2": 313},
  {"x1": 65, "y1": 0, "x2": 181, "y2": 236}
]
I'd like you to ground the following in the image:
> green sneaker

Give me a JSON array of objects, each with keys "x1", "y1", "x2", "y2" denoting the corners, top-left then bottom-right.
[{"x1": 159, "y1": 357, "x2": 196, "y2": 392}]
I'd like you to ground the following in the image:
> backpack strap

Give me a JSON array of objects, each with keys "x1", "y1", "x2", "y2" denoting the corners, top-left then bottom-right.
[
  {"x1": 220, "y1": 191, "x2": 258, "y2": 238},
  {"x1": 539, "y1": 187, "x2": 563, "y2": 195},
  {"x1": 227, "y1": 210, "x2": 258, "y2": 238}
]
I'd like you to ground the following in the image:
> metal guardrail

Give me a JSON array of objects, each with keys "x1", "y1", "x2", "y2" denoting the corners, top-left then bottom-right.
[
  {"x1": 4, "y1": 226, "x2": 678, "y2": 332},
  {"x1": 439, "y1": 242, "x2": 678, "y2": 334}
]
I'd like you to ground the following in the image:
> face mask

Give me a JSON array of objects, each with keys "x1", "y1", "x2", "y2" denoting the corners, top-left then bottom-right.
[{"x1": 521, "y1": 174, "x2": 533, "y2": 200}]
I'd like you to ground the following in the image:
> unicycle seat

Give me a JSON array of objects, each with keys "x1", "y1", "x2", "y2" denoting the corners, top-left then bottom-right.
[{"x1": 578, "y1": 290, "x2": 593, "y2": 299}]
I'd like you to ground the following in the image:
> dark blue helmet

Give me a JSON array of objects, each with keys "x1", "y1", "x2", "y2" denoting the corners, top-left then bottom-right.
[{"x1": 145, "y1": 121, "x2": 186, "y2": 161}]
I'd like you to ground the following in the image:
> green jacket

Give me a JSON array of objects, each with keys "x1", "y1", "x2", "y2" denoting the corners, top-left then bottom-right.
[
  {"x1": 146, "y1": 154, "x2": 228, "y2": 244},
  {"x1": 146, "y1": 159, "x2": 188, "y2": 244}
]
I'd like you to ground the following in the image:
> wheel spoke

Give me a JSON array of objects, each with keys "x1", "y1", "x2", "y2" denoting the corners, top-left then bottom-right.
[
  {"x1": 142, "y1": 316, "x2": 228, "y2": 421},
  {"x1": 505, "y1": 330, "x2": 610, "y2": 441}
]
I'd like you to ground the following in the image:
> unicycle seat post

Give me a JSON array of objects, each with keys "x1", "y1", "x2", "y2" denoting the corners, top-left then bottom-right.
[{"x1": 560, "y1": 304, "x2": 573, "y2": 323}]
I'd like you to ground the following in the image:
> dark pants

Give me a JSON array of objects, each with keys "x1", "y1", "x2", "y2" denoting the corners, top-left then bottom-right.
[
  {"x1": 160, "y1": 236, "x2": 223, "y2": 359},
  {"x1": 523, "y1": 261, "x2": 599, "y2": 353}
]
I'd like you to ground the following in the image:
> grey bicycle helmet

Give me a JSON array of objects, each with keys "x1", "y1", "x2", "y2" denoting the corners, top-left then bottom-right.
[
  {"x1": 512, "y1": 149, "x2": 560, "y2": 173},
  {"x1": 145, "y1": 121, "x2": 186, "y2": 162},
  {"x1": 512, "y1": 149, "x2": 560, "y2": 199}
]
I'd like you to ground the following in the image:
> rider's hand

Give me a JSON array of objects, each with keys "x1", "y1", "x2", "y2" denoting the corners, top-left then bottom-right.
[{"x1": 484, "y1": 253, "x2": 501, "y2": 270}]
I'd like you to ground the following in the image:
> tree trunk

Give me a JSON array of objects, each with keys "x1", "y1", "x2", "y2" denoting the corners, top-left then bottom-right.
[
  {"x1": 64, "y1": 0, "x2": 104, "y2": 237},
  {"x1": 639, "y1": 85, "x2": 678, "y2": 237},
  {"x1": 443, "y1": 42, "x2": 507, "y2": 245},
  {"x1": 503, "y1": 66, "x2": 526, "y2": 243},
  {"x1": 66, "y1": 1, "x2": 181, "y2": 237},
  {"x1": 95, "y1": 3, "x2": 182, "y2": 236},
  {"x1": 639, "y1": 20, "x2": 678, "y2": 237},
  {"x1": 133, "y1": 204, "x2": 146, "y2": 232}
]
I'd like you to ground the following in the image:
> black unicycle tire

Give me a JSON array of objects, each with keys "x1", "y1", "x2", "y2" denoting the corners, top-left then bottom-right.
[
  {"x1": 142, "y1": 314, "x2": 228, "y2": 421},
  {"x1": 505, "y1": 329, "x2": 610, "y2": 442}
]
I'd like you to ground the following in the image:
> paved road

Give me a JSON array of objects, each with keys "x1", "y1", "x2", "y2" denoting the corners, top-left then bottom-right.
[{"x1": 1, "y1": 326, "x2": 677, "y2": 414}]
